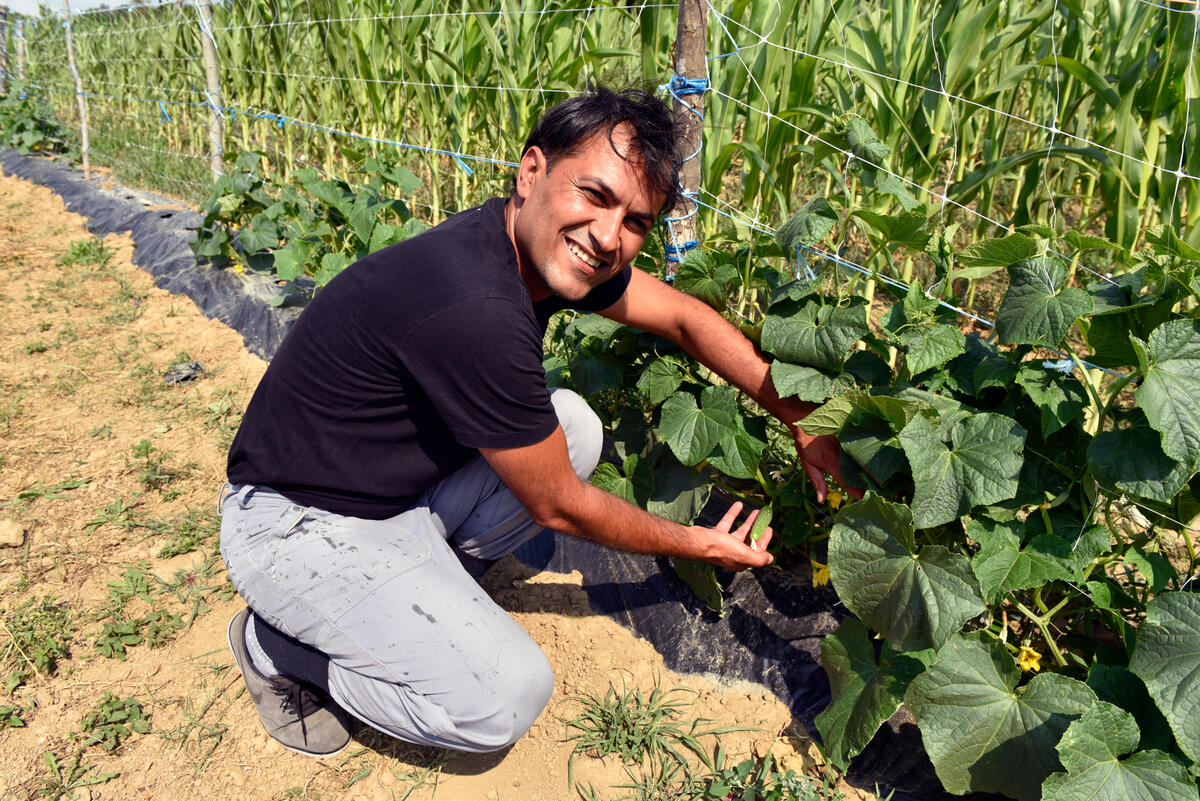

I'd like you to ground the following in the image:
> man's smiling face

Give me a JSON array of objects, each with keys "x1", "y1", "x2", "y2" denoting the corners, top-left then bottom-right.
[{"x1": 507, "y1": 124, "x2": 664, "y2": 303}]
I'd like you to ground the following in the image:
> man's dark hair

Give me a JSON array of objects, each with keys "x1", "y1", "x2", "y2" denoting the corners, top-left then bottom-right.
[{"x1": 521, "y1": 84, "x2": 681, "y2": 216}]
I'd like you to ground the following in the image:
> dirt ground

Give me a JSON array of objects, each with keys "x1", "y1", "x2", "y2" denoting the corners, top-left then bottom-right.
[{"x1": 0, "y1": 170, "x2": 869, "y2": 801}]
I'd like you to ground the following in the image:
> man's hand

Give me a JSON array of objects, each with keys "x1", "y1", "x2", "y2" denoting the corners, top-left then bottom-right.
[
  {"x1": 791, "y1": 425, "x2": 864, "y2": 504},
  {"x1": 697, "y1": 502, "x2": 774, "y2": 571}
]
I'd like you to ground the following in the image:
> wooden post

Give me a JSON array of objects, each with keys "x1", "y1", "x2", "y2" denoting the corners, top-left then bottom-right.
[
  {"x1": 197, "y1": 0, "x2": 224, "y2": 178},
  {"x1": 664, "y1": 0, "x2": 708, "y2": 275},
  {"x1": 1, "y1": 7, "x2": 9, "y2": 96},
  {"x1": 15, "y1": 17, "x2": 24, "y2": 86},
  {"x1": 62, "y1": 0, "x2": 90, "y2": 179}
]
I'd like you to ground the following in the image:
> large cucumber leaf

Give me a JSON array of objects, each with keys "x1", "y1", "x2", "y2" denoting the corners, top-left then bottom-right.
[
  {"x1": 829, "y1": 494, "x2": 985, "y2": 651},
  {"x1": 761, "y1": 298, "x2": 871, "y2": 372},
  {"x1": 967, "y1": 518, "x2": 1077, "y2": 604},
  {"x1": 1088, "y1": 409, "x2": 1191, "y2": 503},
  {"x1": 898, "y1": 413, "x2": 1026, "y2": 529},
  {"x1": 814, "y1": 618, "x2": 933, "y2": 771},
  {"x1": 905, "y1": 632, "x2": 1096, "y2": 801},
  {"x1": 1015, "y1": 364, "x2": 1088, "y2": 437},
  {"x1": 1132, "y1": 319, "x2": 1200, "y2": 472},
  {"x1": 1129, "y1": 592, "x2": 1200, "y2": 764},
  {"x1": 996, "y1": 256, "x2": 1093, "y2": 346},
  {"x1": 1041, "y1": 702, "x2": 1196, "y2": 801}
]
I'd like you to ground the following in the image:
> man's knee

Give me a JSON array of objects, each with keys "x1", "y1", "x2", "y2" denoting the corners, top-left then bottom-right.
[
  {"x1": 550, "y1": 389, "x2": 602, "y2": 481},
  {"x1": 457, "y1": 650, "x2": 555, "y2": 751}
]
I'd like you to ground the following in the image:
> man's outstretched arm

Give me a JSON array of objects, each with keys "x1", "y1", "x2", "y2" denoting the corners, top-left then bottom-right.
[
  {"x1": 481, "y1": 425, "x2": 773, "y2": 571},
  {"x1": 599, "y1": 268, "x2": 861, "y2": 501}
]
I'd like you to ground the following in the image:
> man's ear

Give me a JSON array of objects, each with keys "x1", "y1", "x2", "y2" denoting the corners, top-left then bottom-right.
[{"x1": 514, "y1": 146, "x2": 548, "y2": 200}]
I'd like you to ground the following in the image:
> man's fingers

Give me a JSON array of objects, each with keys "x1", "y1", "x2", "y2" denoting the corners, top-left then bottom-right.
[
  {"x1": 805, "y1": 461, "x2": 829, "y2": 503},
  {"x1": 716, "y1": 501, "x2": 744, "y2": 531},
  {"x1": 751, "y1": 524, "x2": 774, "y2": 552}
]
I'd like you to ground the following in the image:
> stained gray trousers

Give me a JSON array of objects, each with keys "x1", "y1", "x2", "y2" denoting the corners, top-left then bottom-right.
[{"x1": 219, "y1": 389, "x2": 602, "y2": 753}]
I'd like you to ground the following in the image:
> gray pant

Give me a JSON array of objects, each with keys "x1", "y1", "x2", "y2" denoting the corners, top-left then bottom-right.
[{"x1": 219, "y1": 389, "x2": 602, "y2": 753}]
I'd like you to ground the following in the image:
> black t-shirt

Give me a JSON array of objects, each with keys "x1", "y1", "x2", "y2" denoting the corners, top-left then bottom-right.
[{"x1": 226, "y1": 197, "x2": 630, "y2": 518}]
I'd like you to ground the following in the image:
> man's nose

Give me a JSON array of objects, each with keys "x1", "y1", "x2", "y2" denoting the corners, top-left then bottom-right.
[{"x1": 591, "y1": 210, "x2": 622, "y2": 256}]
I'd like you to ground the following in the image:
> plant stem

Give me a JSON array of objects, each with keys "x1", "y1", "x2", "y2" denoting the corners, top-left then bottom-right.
[{"x1": 1014, "y1": 601, "x2": 1068, "y2": 667}]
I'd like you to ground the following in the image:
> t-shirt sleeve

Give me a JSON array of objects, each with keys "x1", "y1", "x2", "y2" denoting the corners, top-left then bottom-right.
[{"x1": 397, "y1": 296, "x2": 559, "y2": 450}]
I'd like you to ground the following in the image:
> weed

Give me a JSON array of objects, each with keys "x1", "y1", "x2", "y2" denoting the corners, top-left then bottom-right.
[
  {"x1": 154, "y1": 508, "x2": 220, "y2": 558},
  {"x1": 23, "y1": 340, "x2": 50, "y2": 355},
  {"x1": 0, "y1": 704, "x2": 27, "y2": 727},
  {"x1": 13, "y1": 479, "x2": 89, "y2": 503},
  {"x1": 101, "y1": 563, "x2": 155, "y2": 614},
  {"x1": 37, "y1": 321, "x2": 53, "y2": 332},
  {"x1": 563, "y1": 675, "x2": 737, "y2": 786},
  {"x1": 101, "y1": 275, "x2": 144, "y2": 325},
  {"x1": 2, "y1": 597, "x2": 75, "y2": 692},
  {"x1": 701, "y1": 750, "x2": 844, "y2": 801},
  {"x1": 0, "y1": 393, "x2": 22, "y2": 434},
  {"x1": 74, "y1": 691, "x2": 151, "y2": 751},
  {"x1": 94, "y1": 619, "x2": 144, "y2": 660},
  {"x1": 130, "y1": 438, "x2": 183, "y2": 491},
  {"x1": 57, "y1": 239, "x2": 113, "y2": 269},
  {"x1": 88, "y1": 423, "x2": 114, "y2": 440},
  {"x1": 58, "y1": 323, "x2": 79, "y2": 344},
  {"x1": 35, "y1": 749, "x2": 117, "y2": 800},
  {"x1": 94, "y1": 610, "x2": 185, "y2": 660},
  {"x1": 84, "y1": 496, "x2": 141, "y2": 533}
]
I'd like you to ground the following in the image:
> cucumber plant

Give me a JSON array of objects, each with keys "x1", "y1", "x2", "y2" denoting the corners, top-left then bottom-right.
[{"x1": 553, "y1": 180, "x2": 1200, "y2": 801}]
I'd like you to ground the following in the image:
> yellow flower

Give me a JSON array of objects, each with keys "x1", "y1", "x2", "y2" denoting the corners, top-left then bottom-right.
[
  {"x1": 811, "y1": 559, "x2": 830, "y2": 587},
  {"x1": 828, "y1": 489, "x2": 843, "y2": 510},
  {"x1": 1017, "y1": 645, "x2": 1042, "y2": 672},
  {"x1": 231, "y1": 261, "x2": 245, "y2": 274}
]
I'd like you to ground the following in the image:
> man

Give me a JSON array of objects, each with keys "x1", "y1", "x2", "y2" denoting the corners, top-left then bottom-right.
[{"x1": 219, "y1": 85, "x2": 849, "y2": 758}]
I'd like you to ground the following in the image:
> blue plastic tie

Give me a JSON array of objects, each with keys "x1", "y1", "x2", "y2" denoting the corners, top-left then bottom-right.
[
  {"x1": 1042, "y1": 358, "x2": 1075, "y2": 375},
  {"x1": 452, "y1": 155, "x2": 474, "y2": 176},
  {"x1": 795, "y1": 246, "x2": 818, "y2": 281},
  {"x1": 158, "y1": 101, "x2": 171, "y2": 123}
]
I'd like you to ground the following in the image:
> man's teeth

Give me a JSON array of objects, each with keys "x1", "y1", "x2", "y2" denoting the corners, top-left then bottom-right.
[{"x1": 567, "y1": 241, "x2": 602, "y2": 269}]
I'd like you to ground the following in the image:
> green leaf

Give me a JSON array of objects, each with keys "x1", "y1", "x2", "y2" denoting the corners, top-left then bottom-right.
[
  {"x1": 956, "y1": 233, "x2": 1041, "y2": 268},
  {"x1": 708, "y1": 424, "x2": 766, "y2": 481},
  {"x1": 592, "y1": 462, "x2": 638, "y2": 505},
  {"x1": 1126, "y1": 546, "x2": 1176, "y2": 595},
  {"x1": 996, "y1": 256, "x2": 1094, "y2": 346},
  {"x1": 636, "y1": 359, "x2": 683, "y2": 407},
  {"x1": 671, "y1": 559, "x2": 723, "y2": 616},
  {"x1": 775, "y1": 197, "x2": 838, "y2": 251},
  {"x1": 968, "y1": 518, "x2": 1077, "y2": 604},
  {"x1": 814, "y1": 618, "x2": 932, "y2": 771},
  {"x1": 947, "y1": 333, "x2": 1018, "y2": 395},
  {"x1": 272, "y1": 239, "x2": 314, "y2": 282},
  {"x1": 1088, "y1": 409, "x2": 1190, "y2": 503},
  {"x1": 1085, "y1": 664, "x2": 1174, "y2": 753},
  {"x1": 657, "y1": 391, "x2": 731, "y2": 466},
  {"x1": 852, "y1": 209, "x2": 930, "y2": 248},
  {"x1": 829, "y1": 494, "x2": 985, "y2": 651},
  {"x1": 1144, "y1": 224, "x2": 1200, "y2": 262},
  {"x1": 1042, "y1": 702, "x2": 1196, "y2": 801},
  {"x1": 769, "y1": 362, "x2": 849, "y2": 403},
  {"x1": 239, "y1": 217, "x2": 279, "y2": 254},
  {"x1": 569, "y1": 353, "x2": 624, "y2": 398},
  {"x1": 898, "y1": 414, "x2": 1026, "y2": 529},
  {"x1": 899, "y1": 324, "x2": 966, "y2": 376},
  {"x1": 1016, "y1": 364, "x2": 1088, "y2": 437},
  {"x1": 761, "y1": 299, "x2": 871, "y2": 372},
  {"x1": 645, "y1": 458, "x2": 710, "y2": 525},
  {"x1": 905, "y1": 632, "x2": 1096, "y2": 801},
  {"x1": 1064, "y1": 231, "x2": 1123, "y2": 252},
  {"x1": 839, "y1": 116, "x2": 891, "y2": 166},
  {"x1": 314, "y1": 252, "x2": 351, "y2": 287},
  {"x1": 1129, "y1": 592, "x2": 1200, "y2": 764},
  {"x1": 674, "y1": 251, "x2": 738, "y2": 310},
  {"x1": 1134, "y1": 319, "x2": 1200, "y2": 471},
  {"x1": 800, "y1": 391, "x2": 936, "y2": 437}
]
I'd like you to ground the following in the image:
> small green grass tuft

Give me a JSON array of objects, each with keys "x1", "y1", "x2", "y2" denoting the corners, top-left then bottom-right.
[{"x1": 57, "y1": 238, "x2": 113, "y2": 269}]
